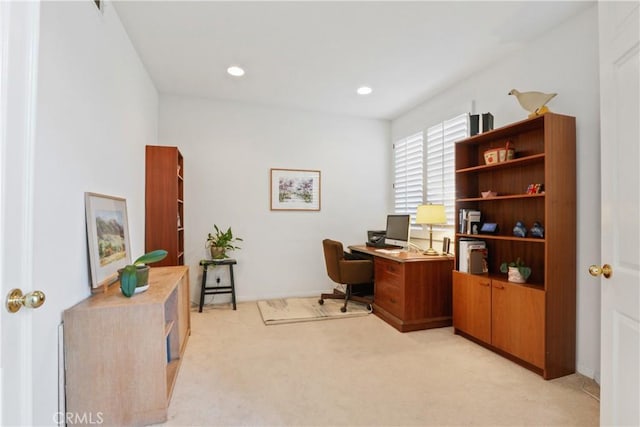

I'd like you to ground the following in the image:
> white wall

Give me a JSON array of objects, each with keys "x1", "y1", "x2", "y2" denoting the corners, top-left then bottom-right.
[
  {"x1": 32, "y1": 1, "x2": 158, "y2": 423},
  {"x1": 392, "y1": 6, "x2": 601, "y2": 380},
  {"x1": 159, "y1": 96, "x2": 389, "y2": 303}
]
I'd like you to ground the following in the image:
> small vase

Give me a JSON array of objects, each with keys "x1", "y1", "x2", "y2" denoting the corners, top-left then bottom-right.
[
  {"x1": 507, "y1": 266, "x2": 526, "y2": 283},
  {"x1": 210, "y1": 246, "x2": 226, "y2": 259}
]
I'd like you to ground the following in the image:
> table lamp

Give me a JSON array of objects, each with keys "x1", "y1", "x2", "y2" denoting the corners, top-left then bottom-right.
[{"x1": 416, "y1": 204, "x2": 446, "y2": 255}]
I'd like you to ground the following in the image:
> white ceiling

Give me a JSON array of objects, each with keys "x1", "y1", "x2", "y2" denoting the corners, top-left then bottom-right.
[{"x1": 112, "y1": 1, "x2": 593, "y2": 120}]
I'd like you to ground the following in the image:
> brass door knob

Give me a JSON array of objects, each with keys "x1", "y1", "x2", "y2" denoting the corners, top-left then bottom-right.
[
  {"x1": 6, "y1": 289, "x2": 46, "y2": 313},
  {"x1": 588, "y1": 264, "x2": 612, "y2": 279}
]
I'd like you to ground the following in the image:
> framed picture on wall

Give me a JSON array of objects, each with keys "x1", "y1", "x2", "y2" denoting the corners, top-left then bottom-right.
[
  {"x1": 85, "y1": 192, "x2": 131, "y2": 290},
  {"x1": 270, "y1": 168, "x2": 321, "y2": 211}
]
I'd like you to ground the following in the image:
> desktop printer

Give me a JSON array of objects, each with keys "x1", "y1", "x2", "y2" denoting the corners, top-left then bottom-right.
[{"x1": 366, "y1": 230, "x2": 386, "y2": 248}]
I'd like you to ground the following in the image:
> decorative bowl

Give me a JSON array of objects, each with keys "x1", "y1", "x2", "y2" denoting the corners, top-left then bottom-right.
[{"x1": 481, "y1": 191, "x2": 497, "y2": 198}]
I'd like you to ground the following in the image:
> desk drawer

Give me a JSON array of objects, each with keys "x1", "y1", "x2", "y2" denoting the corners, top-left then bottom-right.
[
  {"x1": 375, "y1": 259, "x2": 404, "y2": 318},
  {"x1": 375, "y1": 258, "x2": 404, "y2": 285},
  {"x1": 375, "y1": 278, "x2": 404, "y2": 318}
]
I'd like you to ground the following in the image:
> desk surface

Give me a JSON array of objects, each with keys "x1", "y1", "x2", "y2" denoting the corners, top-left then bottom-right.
[{"x1": 349, "y1": 245, "x2": 454, "y2": 263}]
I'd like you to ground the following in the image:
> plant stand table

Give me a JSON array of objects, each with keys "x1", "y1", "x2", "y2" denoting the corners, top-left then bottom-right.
[{"x1": 199, "y1": 259, "x2": 237, "y2": 312}]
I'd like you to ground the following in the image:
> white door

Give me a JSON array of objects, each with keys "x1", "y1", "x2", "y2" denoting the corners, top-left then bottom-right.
[
  {"x1": 0, "y1": 1, "x2": 42, "y2": 426},
  {"x1": 597, "y1": 2, "x2": 640, "y2": 425}
]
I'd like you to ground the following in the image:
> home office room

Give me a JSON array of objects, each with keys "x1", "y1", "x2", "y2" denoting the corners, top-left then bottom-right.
[{"x1": 2, "y1": 1, "x2": 637, "y2": 426}]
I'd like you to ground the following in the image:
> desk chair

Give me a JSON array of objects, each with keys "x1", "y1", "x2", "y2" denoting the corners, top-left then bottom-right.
[{"x1": 319, "y1": 239, "x2": 373, "y2": 312}]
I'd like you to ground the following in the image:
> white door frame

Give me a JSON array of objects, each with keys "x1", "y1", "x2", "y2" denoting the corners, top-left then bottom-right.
[{"x1": 0, "y1": 1, "x2": 40, "y2": 425}]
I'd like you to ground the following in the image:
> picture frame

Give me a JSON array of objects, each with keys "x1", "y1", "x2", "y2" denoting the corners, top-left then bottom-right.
[
  {"x1": 442, "y1": 237, "x2": 451, "y2": 254},
  {"x1": 85, "y1": 192, "x2": 131, "y2": 290},
  {"x1": 270, "y1": 168, "x2": 321, "y2": 211}
]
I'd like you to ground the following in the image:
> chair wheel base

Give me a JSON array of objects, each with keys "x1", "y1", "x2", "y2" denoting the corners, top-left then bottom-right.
[
  {"x1": 318, "y1": 299, "x2": 324, "y2": 305},
  {"x1": 340, "y1": 306, "x2": 347, "y2": 313}
]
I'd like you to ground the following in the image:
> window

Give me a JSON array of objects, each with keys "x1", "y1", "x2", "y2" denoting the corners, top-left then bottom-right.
[
  {"x1": 393, "y1": 132, "x2": 423, "y2": 224},
  {"x1": 393, "y1": 113, "x2": 469, "y2": 229},
  {"x1": 426, "y1": 113, "x2": 469, "y2": 228}
]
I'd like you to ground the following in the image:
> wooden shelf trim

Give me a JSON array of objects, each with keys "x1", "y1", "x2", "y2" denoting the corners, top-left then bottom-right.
[
  {"x1": 456, "y1": 233, "x2": 545, "y2": 243},
  {"x1": 455, "y1": 114, "x2": 547, "y2": 146},
  {"x1": 456, "y1": 153, "x2": 545, "y2": 174},
  {"x1": 166, "y1": 359, "x2": 180, "y2": 398},
  {"x1": 457, "y1": 193, "x2": 545, "y2": 202},
  {"x1": 165, "y1": 320, "x2": 174, "y2": 338},
  {"x1": 454, "y1": 272, "x2": 546, "y2": 289}
]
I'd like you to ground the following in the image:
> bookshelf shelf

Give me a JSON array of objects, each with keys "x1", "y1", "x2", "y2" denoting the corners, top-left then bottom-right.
[
  {"x1": 453, "y1": 113, "x2": 576, "y2": 380},
  {"x1": 457, "y1": 193, "x2": 545, "y2": 203},
  {"x1": 456, "y1": 153, "x2": 545, "y2": 174},
  {"x1": 455, "y1": 233, "x2": 545, "y2": 243}
]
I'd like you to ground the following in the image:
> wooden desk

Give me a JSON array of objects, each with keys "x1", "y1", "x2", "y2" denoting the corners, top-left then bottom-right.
[{"x1": 349, "y1": 245, "x2": 454, "y2": 332}]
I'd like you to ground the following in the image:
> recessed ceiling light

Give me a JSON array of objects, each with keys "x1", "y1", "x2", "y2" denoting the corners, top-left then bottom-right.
[
  {"x1": 227, "y1": 66, "x2": 245, "y2": 77},
  {"x1": 357, "y1": 86, "x2": 373, "y2": 95}
]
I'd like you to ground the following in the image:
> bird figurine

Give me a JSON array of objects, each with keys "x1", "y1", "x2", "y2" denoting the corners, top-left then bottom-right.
[
  {"x1": 508, "y1": 89, "x2": 557, "y2": 118},
  {"x1": 530, "y1": 221, "x2": 545, "y2": 238},
  {"x1": 513, "y1": 221, "x2": 527, "y2": 238}
]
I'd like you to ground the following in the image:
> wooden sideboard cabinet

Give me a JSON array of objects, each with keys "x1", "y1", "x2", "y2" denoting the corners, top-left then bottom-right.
[
  {"x1": 63, "y1": 266, "x2": 190, "y2": 426},
  {"x1": 350, "y1": 245, "x2": 454, "y2": 332}
]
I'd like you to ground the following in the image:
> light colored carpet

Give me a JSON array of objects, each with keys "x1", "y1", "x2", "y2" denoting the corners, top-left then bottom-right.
[
  {"x1": 160, "y1": 302, "x2": 599, "y2": 426},
  {"x1": 257, "y1": 297, "x2": 371, "y2": 325}
]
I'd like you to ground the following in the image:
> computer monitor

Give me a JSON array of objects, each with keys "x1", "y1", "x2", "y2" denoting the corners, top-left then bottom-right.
[{"x1": 384, "y1": 214, "x2": 410, "y2": 248}]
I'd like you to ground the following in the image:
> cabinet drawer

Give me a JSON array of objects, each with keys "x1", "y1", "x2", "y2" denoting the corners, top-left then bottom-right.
[
  {"x1": 374, "y1": 258, "x2": 404, "y2": 285},
  {"x1": 375, "y1": 278, "x2": 404, "y2": 318}
]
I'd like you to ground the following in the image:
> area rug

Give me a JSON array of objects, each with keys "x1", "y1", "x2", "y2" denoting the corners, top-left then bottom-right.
[{"x1": 257, "y1": 297, "x2": 371, "y2": 325}]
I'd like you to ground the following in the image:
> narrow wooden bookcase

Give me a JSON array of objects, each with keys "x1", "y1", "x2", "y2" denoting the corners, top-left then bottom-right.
[
  {"x1": 452, "y1": 113, "x2": 576, "y2": 379},
  {"x1": 145, "y1": 145, "x2": 184, "y2": 266},
  {"x1": 63, "y1": 266, "x2": 190, "y2": 426}
]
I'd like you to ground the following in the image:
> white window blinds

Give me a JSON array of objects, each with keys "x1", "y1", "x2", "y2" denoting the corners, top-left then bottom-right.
[
  {"x1": 393, "y1": 132, "x2": 423, "y2": 224},
  {"x1": 393, "y1": 113, "x2": 469, "y2": 228},
  {"x1": 426, "y1": 113, "x2": 469, "y2": 228}
]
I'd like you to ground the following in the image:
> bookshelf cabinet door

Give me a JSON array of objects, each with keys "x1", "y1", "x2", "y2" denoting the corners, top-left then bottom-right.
[
  {"x1": 491, "y1": 280, "x2": 544, "y2": 368},
  {"x1": 453, "y1": 271, "x2": 491, "y2": 343}
]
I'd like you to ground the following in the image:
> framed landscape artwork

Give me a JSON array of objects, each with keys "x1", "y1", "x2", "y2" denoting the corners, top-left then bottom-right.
[
  {"x1": 85, "y1": 192, "x2": 131, "y2": 290},
  {"x1": 270, "y1": 168, "x2": 321, "y2": 211}
]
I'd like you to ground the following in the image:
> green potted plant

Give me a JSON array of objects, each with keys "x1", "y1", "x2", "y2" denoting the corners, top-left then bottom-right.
[
  {"x1": 206, "y1": 225, "x2": 243, "y2": 259},
  {"x1": 118, "y1": 249, "x2": 168, "y2": 297},
  {"x1": 500, "y1": 257, "x2": 532, "y2": 283}
]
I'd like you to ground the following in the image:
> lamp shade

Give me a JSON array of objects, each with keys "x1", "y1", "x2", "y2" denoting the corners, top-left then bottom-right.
[{"x1": 416, "y1": 204, "x2": 446, "y2": 225}]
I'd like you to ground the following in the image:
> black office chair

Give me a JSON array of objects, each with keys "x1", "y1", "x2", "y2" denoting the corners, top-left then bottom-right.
[{"x1": 319, "y1": 239, "x2": 373, "y2": 312}]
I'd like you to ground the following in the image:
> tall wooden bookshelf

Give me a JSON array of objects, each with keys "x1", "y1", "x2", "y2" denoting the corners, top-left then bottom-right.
[
  {"x1": 145, "y1": 145, "x2": 184, "y2": 266},
  {"x1": 452, "y1": 113, "x2": 576, "y2": 379}
]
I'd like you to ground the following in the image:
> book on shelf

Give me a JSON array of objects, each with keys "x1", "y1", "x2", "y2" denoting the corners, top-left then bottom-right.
[
  {"x1": 469, "y1": 247, "x2": 489, "y2": 274},
  {"x1": 458, "y1": 239, "x2": 486, "y2": 273},
  {"x1": 459, "y1": 209, "x2": 482, "y2": 234}
]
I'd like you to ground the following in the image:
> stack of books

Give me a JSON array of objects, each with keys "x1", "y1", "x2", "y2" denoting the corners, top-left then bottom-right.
[
  {"x1": 458, "y1": 239, "x2": 488, "y2": 274},
  {"x1": 459, "y1": 209, "x2": 482, "y2": 234}
]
